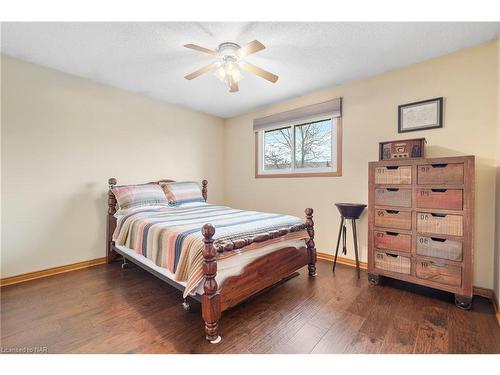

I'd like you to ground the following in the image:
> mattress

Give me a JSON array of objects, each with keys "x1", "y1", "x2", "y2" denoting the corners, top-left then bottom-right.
[
  {"x1": 116, "y1": 238, "x2": 305, "y2": 295},
  {"x1": 113, "y1": 202, "x2": 308, "y2": 297}
]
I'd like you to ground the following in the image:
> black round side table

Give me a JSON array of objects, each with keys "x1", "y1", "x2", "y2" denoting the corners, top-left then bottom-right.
[{"x1": 333, "y1": 203, "x2": 367, "y2": 279}]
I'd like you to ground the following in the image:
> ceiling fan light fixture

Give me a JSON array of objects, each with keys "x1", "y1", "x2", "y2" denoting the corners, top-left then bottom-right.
[
  {"x1": 214, "y1": 59, "x2": 244, "y2": 91},
  {"x1": 224, "y1": 61, "x2": 243, "y2": 82},
  {"x1": 184, "y1": 39, "x2": 278, "y2": 92},
  {"x1": 214, "y1": 65, "x2": 227, "y2": 82},
  {"x1": 230, "y1": 68, "x2": 243, "y2": 83}
]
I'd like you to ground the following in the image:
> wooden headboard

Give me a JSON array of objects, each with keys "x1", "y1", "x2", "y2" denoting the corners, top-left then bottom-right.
[{"x1": 106, "y1": 178, "x2": 208, "y2": 263}]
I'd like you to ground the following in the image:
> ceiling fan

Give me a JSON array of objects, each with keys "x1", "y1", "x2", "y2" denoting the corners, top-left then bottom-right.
[{"x1": 183, "y1": 40, "x2": 279, "y2": 93}]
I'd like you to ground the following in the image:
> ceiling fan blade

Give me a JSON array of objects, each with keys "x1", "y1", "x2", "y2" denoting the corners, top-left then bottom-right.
[
  {"x1": 236, "y1": 40, "x2": 265, "y2": 58},
  {"x1": 228, "y1": 77, "x2": 239, "y2": 93},
  {"x1": 241, "y1": 62, "x2": 278, "y2": 83},
  {"x1": 184, "y1": 44, "x2": 220, "y2": 56},
  {"x1": 184, "y1": 62, "x2": 221, "y2": 80}
]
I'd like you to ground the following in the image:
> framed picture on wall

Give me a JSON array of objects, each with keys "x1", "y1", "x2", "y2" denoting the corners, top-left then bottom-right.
[{"x1": 398, "y1": 97, "x2": 443, "y2": 133}]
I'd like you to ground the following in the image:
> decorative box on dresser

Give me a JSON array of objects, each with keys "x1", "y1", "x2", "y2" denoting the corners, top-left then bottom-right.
[{"x1": 367, "y1": 156, "x2": 475, "y2": 309}]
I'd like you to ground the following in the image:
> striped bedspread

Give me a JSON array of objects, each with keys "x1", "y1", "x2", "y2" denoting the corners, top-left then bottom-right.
[{"x1": 113, "y1": 203, "x2": 308, "y2": 296}]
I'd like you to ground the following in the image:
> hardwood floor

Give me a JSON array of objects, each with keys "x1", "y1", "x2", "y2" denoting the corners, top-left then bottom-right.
[{"x1": 1, "y1": 260, "x2": 499, "y2": 354}]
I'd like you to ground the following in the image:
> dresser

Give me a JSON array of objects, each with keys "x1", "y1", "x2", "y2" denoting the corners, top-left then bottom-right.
[{"x1": 367, "y1": 156, "x2": 474, "y2": 309}]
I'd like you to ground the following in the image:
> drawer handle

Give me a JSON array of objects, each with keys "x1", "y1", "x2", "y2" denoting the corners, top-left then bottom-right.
[
  {"x1": 386, "y1": 210, "x2": 400, "y2": 214},
  {"x1": 431, "y1": 163, "x2": 448, "y2": 168},
  {"x1": 430, "y1": 237, "x2": 446, "y2": 242},
  {"x1": 386, "y1": 166, "x2": 399, "y2": 170},
  {"x1": 431, "y1": 188, "x2": 447, "y2": 193},
  {"x1": 386, "y1": 231, "x2": 399, "y2": 236},
  {"x1": 431, "y1": 213, "x2": 447, "y2": 218},
  {"x1": 387, "y1": 188, "x2": 399, "y2": 192},
  {"x1": 385, "y1": 253, "x2": 398, "y2": 258}
]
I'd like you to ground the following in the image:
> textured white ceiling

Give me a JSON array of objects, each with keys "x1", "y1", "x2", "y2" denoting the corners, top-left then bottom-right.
[{"x1": 1, "y1": 22, "x2": 499, "y2": 118}]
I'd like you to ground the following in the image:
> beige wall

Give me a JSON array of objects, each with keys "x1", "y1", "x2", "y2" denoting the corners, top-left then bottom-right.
[
  {"x1": 224, "y1": 41, "x2": 498, "y2": 289},
  {"x1": 1, "y1": 55, "x2": 225, "y2": 278}
]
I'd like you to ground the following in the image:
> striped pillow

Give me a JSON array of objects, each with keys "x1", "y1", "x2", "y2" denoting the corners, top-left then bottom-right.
[
  {"x1": 162, "y1": 181, "x2": 205, "y2": 206},
  {"x1": 112, "y1": 184, "x2": 169, "y2": 214}
]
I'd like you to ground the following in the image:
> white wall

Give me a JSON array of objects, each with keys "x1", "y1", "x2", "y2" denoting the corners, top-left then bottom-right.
[
  {"x1": 1, "y1": 55, "x2": 225, "y2": 278},
  {"x1": 224, "y1": 41, "x2": 498, "y2": 289}
]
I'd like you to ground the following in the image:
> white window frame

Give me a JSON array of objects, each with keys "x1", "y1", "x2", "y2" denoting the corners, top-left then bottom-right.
[{"x1": 255, "y1": 114, "x2": 342, "y2": 178}]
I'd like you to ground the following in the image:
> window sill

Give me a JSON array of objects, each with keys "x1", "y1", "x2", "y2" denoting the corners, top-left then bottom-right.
[{"x1": 255, "y1": 171, "x2": 342, "y2": 178}]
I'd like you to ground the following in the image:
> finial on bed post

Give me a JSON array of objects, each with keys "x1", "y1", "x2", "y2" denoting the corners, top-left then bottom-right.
[
  {"x1": 202, "y1": 180, "x2": 208, "y2": 202},
  {"x1": 106, "y1": 178, "x2": 119, "y2": 264},
  {"x1": 305, "y1": 208, "x2": 317, "y2": 277},
  {"x1": 201, "y1": 223, "x2": 221, "y2": 343}
]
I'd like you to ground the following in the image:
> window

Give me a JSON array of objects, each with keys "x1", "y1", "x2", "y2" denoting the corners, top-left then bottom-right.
[{"x1": 256, "y1": 116, "x2": 341, "y2": 178}]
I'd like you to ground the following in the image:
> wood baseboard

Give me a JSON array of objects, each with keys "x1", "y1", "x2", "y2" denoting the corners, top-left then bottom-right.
[
  {"x1": 0, "y1": 257, "x2": 107, "y2": 287},
  {"x1": 472, "y1": 286, "x2": 493, "y2": 299},
  {"x1": 493, "y1": 291, "x2": 500, "y2": 326},
  {"x1": 316, "y1": 251, "x2": 497, "y2": 307},
  {"x1": 317, "y1": 251, "x2": 368, "y2": 270}
]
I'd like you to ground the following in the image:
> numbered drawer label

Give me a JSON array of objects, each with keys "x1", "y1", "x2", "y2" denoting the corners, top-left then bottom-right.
[
  {"x1": 416, "y1": 259, "x2": 462, "y2": 287},
  {"x1": 417, "y1": 212, "x2": 463, "y2": 236},
  {"x1": 375, "y1": 188, "x2": 412, "y2": 207},
  {"x1": 416, "y1": 188, "x2": 463, "y2": 210},
  {"x1": 416, "y1": 236, "x2": 463, "y2": 261},
  {"x1": 375, "y1": 231, "x2": 411, "y2": 252},
  {"x1": 375, "y1": 251, "x2": 411, "y2": 275},
  {"x1": 417, "y1": 163, "x2": 464, "y2": 185},
  {"x1": 375, "y1": 209, "x2": 412, "y2": 230},
  {"x1": 374, "y1": 166, "x2": 412, "y2": 185}
]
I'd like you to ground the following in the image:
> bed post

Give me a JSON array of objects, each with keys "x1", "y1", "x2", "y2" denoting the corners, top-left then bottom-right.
[
  {"x1": 201, "y1": 223, "x2": 221, "y2": 343},
  {"x1": 202, "y1": 180, "x2": 208, "y2": 202},
  {"x1": 305, "y1": 208, "x2": 317, "y2": 277},
  {"x1": 106, "y1": 178, "x2": 120, "y2": 264}
]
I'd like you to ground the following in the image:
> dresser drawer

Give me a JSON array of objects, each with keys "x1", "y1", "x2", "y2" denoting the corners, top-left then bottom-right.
[
  {"x1": 417, "y1": 163, "x2": 464, "y2": 185},
  {"x1": 416, "y1": 236, "x2": 463, "y2": 261},
  {"x1": 375, "y1": 231, "x2": 411, "y2": 253},
  {"x1": 416, "y1": 188, "x2": 463, "y2": 210},
  {"x1": 374, "y1": 166, "x2": 412, "y2": 185},
  {"x1": 375, "y1": 251, "x2": 411, "y2": 275},
  {"x1": 416, "y1": 259, "x2": 462, "y2": 287},
  {"x1": 417, "y1": 212, "x2": 463, "y2": 236},
  {"x1": 375, "y1": 188, "x2": 412, "y2": 207},
  {"x1": 375, "y1": 209, "x2": 412, "y2": 230}
]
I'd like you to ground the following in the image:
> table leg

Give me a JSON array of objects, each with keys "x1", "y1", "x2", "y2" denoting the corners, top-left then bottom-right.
[
  {"x1": 351, "y1": 219, "x2": 360, "y2": 279},
  {"x1": 333, "y1": 216, "x2": 344, "y2": 273}
]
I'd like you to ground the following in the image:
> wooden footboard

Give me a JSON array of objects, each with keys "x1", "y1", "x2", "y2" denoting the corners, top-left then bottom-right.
[
  {"x1": 201, "y1": 208, "x2": 317, "y2": 343},
  {"x1": 218, "y1": 246, "x2": 309, "y2": 311}
]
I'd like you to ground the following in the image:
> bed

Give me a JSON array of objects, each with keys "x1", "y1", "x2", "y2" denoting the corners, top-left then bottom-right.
[{"x1": 106, "y1": 178, "x2": 317, "y2": 343}]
